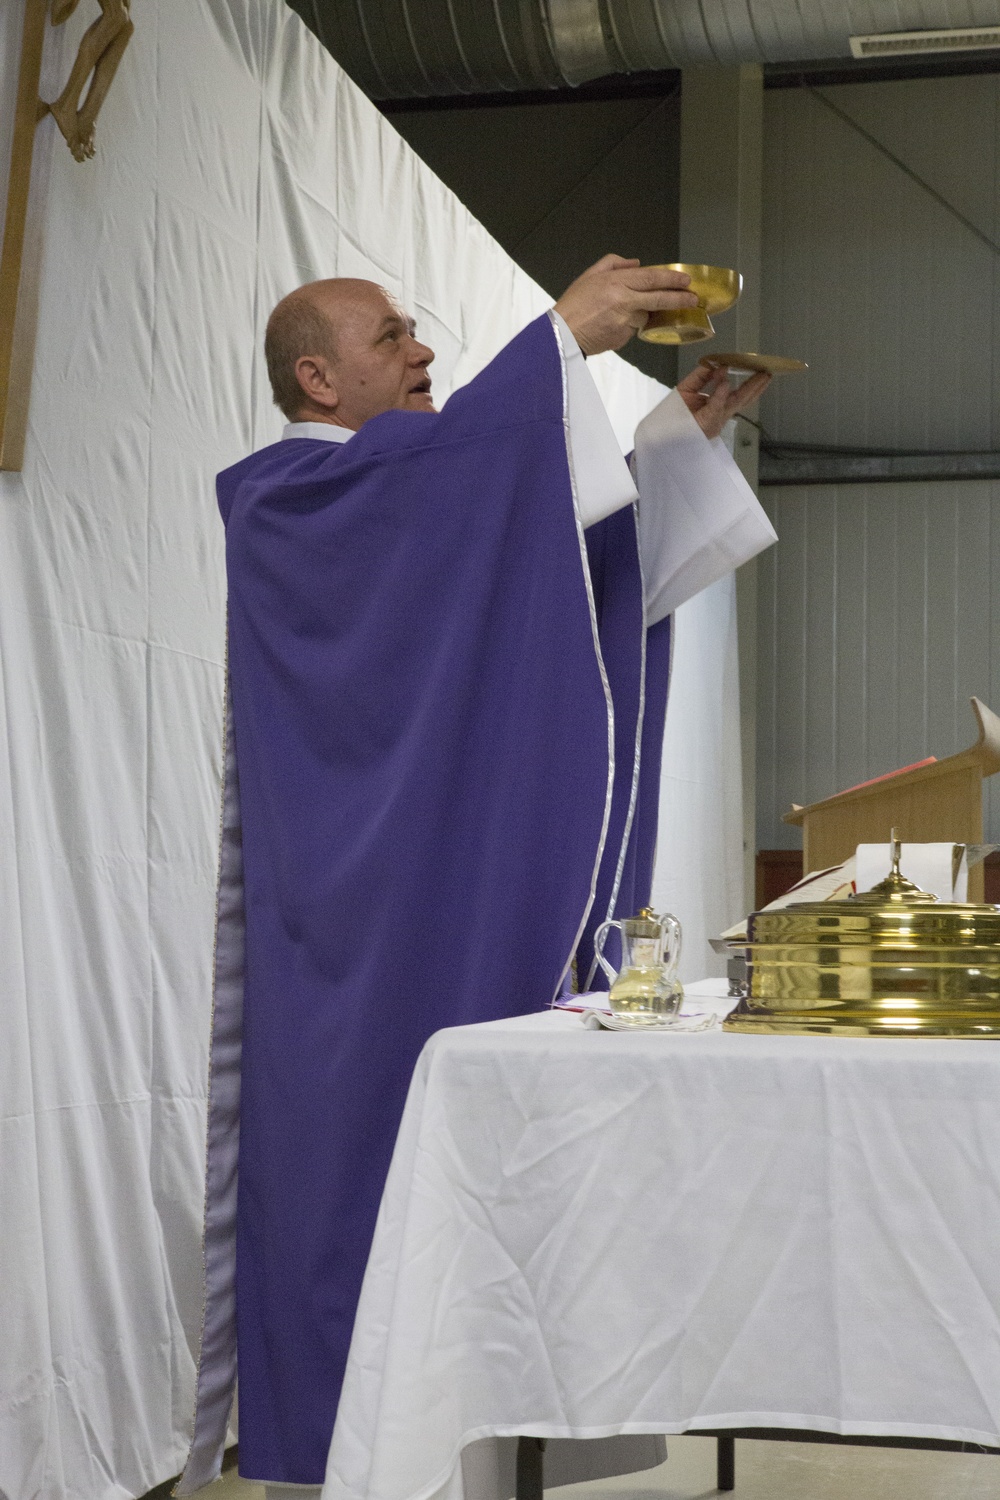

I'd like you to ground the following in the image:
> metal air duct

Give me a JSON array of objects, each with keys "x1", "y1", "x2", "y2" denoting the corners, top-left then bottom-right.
[{"x1": 290, "y1": 0, "x2": 1000, "y2": 98}]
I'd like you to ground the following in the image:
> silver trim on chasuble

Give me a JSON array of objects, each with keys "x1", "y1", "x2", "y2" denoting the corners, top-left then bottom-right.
[
  {"x1": 176, "y1": 681, "x2": 245, "y2": 1494},
  {"x1": 548, "y1": 310, "x2": 617, "y2": 1000},
  {"x1": 584, "y1": 468, "x2": 649, "y2": 990}
]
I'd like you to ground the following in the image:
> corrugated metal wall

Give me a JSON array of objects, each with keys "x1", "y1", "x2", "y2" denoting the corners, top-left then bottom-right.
[{"x1": 756, "y1": 73, "x2": 1000, "y2": 849}]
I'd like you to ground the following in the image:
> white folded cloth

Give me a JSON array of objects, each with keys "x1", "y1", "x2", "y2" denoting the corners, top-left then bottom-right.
[
  {"x1": 566, "y1": 980, "x2": 735, "y2": 1032},
  {"x1": 581, "y1": 1006, "x2": 719, "y2": 1032}
]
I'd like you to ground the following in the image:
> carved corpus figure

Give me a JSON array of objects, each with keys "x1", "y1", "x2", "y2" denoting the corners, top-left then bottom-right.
[{"x1": 44, "y1": 0, "x2": 133, "y2": 162}]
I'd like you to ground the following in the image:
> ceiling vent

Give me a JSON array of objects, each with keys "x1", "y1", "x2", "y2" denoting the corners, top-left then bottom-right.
[
  {"x1": 850, "y1": 27, "x2": 1000, "y2": 60},
  {"x1": 293, "y1": 1, "x2": 1000, "y2": 101}
]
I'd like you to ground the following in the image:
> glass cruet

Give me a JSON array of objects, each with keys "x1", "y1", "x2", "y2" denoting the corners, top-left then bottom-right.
[{"x1": 593, "y1": 906, "x2": 684, "y2": 1027}]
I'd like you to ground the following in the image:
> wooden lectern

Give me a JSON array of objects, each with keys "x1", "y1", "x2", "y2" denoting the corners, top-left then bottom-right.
[{"x1": 784, "y1": 697, "x2": 1000, "y2": 902}]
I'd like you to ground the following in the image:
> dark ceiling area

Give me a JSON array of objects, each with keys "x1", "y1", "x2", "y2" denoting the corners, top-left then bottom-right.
[
  {"x1": 283, "y1": 0, "x2": 682, "y2": 381},
  {"x1": 283, "y1": 0, "x2": 1000, "y2": 384},
  {"x1": 388, "y1": 86, "x2": 682, "y2": 383}
]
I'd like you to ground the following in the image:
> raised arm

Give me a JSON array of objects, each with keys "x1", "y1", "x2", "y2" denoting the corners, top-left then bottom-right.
[{"x1": 552, "y1": 256, "x2": 778, "y2": 619}]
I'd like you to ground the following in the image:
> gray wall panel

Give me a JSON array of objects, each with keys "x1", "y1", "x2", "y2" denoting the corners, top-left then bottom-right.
[
  {"x1": 761, "y1": 76, "x2": 1000, "y2": 452},
  {"x1": 756, "y1": 73, "x2": 1000, "y2": 850},
  {"x1": 757, "y1": 485, "x2": 1000, "y2": 848}
]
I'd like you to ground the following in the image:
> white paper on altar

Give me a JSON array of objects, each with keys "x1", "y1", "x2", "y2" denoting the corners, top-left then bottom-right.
[
  {"x1": 0, "y1": 3, "x2": 750, "y2": 1497},
  {"x1": 855, "y1": 843, "x2": 968, "y2": 902}
]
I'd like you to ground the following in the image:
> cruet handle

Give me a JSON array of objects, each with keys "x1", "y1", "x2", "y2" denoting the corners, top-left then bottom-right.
[
  {"x1": 660, "y1": 912, "x2": 682, "y2": 977},
  {"x1": 593, "y1": 919, "x2": 621, "y2": 986}
]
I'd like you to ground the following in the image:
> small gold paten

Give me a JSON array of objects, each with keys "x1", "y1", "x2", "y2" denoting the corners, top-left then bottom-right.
[
  {"x1": 639, "y1": 263, "x2": 742, "y2": 344},
  {"x1": 725, "y1": 839, "x2": 1000, "y2": 1037},
  {"x1": 704, "y1": 352, "x2": 808, "y2": 376}
]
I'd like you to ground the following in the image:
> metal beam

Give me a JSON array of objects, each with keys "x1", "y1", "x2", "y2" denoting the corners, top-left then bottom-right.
[{"x1": 759, "y1": 450, "x2": 1000, "y2": 487}]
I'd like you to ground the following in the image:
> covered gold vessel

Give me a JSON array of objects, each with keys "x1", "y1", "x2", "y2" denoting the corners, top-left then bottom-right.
[{"x1": 725, "y1": 851, "x2": 1000, "y2": 1037}]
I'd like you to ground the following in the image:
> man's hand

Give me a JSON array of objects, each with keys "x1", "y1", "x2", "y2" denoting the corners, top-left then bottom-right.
[
  {"x1": 554, "y1": 255, "x2": 699, "y2": 356},
  {"x1": 676, "y1": 361, "x2": 771, "y2": 440}
]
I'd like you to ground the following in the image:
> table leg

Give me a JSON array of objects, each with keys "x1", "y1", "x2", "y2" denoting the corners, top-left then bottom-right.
[
  {"x1": 516, "y1": 1437, "x2": 545, "y2": 1500},
  {"x1": 716, "y1": 1435, "x2": 735, "y2": 1491}
]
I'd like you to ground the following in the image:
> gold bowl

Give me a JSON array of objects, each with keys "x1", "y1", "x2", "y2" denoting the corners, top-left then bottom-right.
[
  {"x1": 724, "y1": 859, "x2": 1000, "y2": 1037},
  {"x1": 639, "y1": 263, "x2": 742, "y2": 345}
]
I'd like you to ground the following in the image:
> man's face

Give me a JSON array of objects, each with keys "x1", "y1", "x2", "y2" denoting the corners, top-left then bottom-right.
[{"x1": 313, "y1": 283, "x2": 435, "y2": 429}]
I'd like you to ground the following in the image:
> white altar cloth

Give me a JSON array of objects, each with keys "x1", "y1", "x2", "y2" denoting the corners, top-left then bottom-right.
[{"x1": 324, "y1": 1005, "x2": 1000, "y2": 1500}]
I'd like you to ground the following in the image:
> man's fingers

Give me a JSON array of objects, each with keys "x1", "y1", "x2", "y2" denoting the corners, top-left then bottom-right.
[
  {"x1": 701, "y1": 367, "x2": 730, "y2": 394},
  {"x1": 706, "y1": 373, "x2": 732, "y2": 409},
  {"x1": 625, "y1": 266, "x2": 693, "y2": 292},
  {"x1": 685, "y1": 367, "x2": 772, "y2": 411},
  {"x1": 728, "y1": 371, "x2": 771, "y2": 408},
  {"x1": 629, "y1": 288, "x2": 700, "y2": 312},
  {"x1": 555, "y1": 257, "x2": 711, "y2": 355},
  {"x1": 588, "y1": 253, "x2": 641, "y2": 274},
  {"x1": 684, "y1": 365, "x2": 773, "y2": 438},
  {"x1": 676, "y1": 361, "x2": 715, "y2": 393}
]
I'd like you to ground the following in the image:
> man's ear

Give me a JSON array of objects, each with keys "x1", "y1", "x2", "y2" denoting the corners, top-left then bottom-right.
[{"x1": 294, "y1": 354, "x2": 339, "y2": 413}]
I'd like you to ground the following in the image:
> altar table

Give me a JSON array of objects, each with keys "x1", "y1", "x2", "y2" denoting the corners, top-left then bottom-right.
[{"x1": 323, "y1": 1000, "x2": 1000, "y2": 1500}]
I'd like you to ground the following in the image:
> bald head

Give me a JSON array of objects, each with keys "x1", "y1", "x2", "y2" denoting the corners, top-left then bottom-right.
[{"x1": 265, "y1": 278, "x2": 435, "y2": 429}]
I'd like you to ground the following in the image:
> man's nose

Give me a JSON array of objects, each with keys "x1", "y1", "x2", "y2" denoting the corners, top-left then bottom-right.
[{"x1": 409, "y1": 339, "x2": 434, "y2": 367}]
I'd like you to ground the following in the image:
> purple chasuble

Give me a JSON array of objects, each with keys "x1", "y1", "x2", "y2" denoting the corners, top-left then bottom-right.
[{"x1": 188, "y1": 315, "x2": 671, "y2": 1485}]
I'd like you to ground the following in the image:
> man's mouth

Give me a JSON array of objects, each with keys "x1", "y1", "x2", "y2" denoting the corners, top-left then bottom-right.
[{"x1": 409, "y1": 378, "x2": 432, "y2": 396}]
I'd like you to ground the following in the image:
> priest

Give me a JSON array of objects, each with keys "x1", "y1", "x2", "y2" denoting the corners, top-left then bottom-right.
[{"x1": 178, "y1": 256, "x2": 775, "y2": 1496}]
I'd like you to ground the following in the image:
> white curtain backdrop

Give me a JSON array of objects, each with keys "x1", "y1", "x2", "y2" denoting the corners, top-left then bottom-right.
[
  {"x1": 652, "y1": 573, "x2": 746, "y2": 980},
  {"x1": 0, "y1": 3, "x2": 743, "y2": 1496}
]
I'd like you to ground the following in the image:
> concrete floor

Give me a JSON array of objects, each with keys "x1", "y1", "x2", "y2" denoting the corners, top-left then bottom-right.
[{"x1": 210, "y1": 1433, "x2": 1000, "y2": 1500}]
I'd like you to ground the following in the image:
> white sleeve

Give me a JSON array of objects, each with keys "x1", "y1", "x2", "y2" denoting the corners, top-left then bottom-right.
[
  {"x1": 549, "y1": 310, "x2": 638, "y2": 528},
  {"x1": 634, "y1": 388, "x2": 778, "y2": 626}
]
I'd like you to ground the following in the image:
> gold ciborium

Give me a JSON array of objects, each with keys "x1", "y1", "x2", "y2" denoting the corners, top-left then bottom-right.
[
  {"x1": 639, "y1": 263, "x2": 742, "y2": 345},
  {"x1": 725, "y1": 839, "x2": 1000, "y2": 1038}
]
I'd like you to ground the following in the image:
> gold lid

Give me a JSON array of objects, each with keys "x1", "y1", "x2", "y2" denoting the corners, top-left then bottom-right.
[
  {"x1": 728, "y1": 832, "x2": 1000, "y2": 1037},
  {"x1": 749, "y1": 830, "x2": 999, "y2": 940},
  {"x1": 846, "y1": 836, "x2": 939, "y2": 907},
  {"x1": 625, "y1": 906, "x2": 661, "y2": 937}
]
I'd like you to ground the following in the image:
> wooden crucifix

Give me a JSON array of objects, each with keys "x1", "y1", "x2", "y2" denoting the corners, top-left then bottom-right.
[{"x1": 0, "y1": 0, "x2": 133, "y2": 471}]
